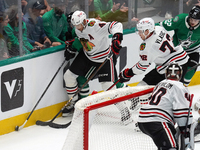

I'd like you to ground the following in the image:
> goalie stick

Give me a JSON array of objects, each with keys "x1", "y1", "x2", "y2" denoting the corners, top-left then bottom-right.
[
  {"x1": 15, "y1": 59, "x2": 67, "y2": 131},
  {"x1": 36, "y1": 53, "x2": 113, "y2": 129}
]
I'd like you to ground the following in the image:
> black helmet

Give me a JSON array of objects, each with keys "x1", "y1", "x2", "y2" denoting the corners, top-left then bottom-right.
[
  {"x1": 189, "y1": 5, "x2": 200, "y2": 20},
  {"x1": 165, "y1": 63, "x2": 182, "y2": 81}
]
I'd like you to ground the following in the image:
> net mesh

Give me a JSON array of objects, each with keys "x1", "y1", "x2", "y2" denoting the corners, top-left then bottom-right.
[{"x1": 62, "y1": 86, "x2": 157, "y2": 150}]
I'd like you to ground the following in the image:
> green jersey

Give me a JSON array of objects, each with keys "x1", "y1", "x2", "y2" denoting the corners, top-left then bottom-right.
[
  {"x1": 161, "y1": 13, "x2": 200, "y2": 54},
  {"x1": 42, "y1": 9, "x2": 69, "y2": 44}
]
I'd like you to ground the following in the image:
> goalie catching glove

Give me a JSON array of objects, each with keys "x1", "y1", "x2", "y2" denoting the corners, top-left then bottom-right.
[
  {"x1": 64, "y1": 45, "x2": 77, "y2": 61},
  {"x1": 119, "y1": 68, "x2": 135, "y2": 83},
  {"x1": 111, "y1": 33, "x2": 123, "y2": 55},
  {"x1": 179, "y1": 125, "x2": 192, "y2": 149}
]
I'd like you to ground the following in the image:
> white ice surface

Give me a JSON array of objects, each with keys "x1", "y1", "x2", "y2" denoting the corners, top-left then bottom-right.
[{"x1": 0, "y1": 85, "x2": 200, "y2": 150}]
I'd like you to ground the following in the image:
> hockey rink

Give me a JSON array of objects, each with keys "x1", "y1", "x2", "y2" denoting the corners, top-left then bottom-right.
[{"x1": 0, "y1": 85, "x2": 200, "y2": 150}]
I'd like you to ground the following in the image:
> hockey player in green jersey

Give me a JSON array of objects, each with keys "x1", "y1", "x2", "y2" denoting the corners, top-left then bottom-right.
[{"x1": 160, "y1": 5, "x2": 200, "y2": 86}]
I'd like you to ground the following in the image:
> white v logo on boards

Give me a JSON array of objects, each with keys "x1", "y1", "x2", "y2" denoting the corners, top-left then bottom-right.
[{"x1": 4, "y1": 79, "x2": 17, "y2": 99}]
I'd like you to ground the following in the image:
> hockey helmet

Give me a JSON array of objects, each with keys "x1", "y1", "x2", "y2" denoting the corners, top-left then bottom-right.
[
  {"x1": 136, "y1": 18, "x2": 155, "y2": 33},
  {"x1": 165, "y1": 62, "x2": 182, "y2": 81},
  {"x1": 194, "y1": 98, "x2": 200, "y2": 111},
  {"x1": 189, "y1": 5, "x2": 200, "y2": 20},
  {"x1": 71, "y1": 10, "x2": 86, "y2": 26}
]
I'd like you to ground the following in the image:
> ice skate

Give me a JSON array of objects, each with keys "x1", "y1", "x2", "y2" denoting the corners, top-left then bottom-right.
[
  {"x1": 134, "y1": 122, "x2": 141, "y2": 132},
  {"x1": 62, "y1": 101, "x2": 76, "y2": 117}
]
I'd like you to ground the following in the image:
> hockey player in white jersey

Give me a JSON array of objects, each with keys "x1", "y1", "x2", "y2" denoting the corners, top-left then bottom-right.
[
  {"x1": 118, "y1": 17, "x2": 189, "y2": 110},
  {"x1": 138, "y1": 63, "x2": 193, "y2": 150},
  {"x1": 193, "y1": 98, "x2": 200, "y2": 137},
  {"x1": 63, "y1": 10, "x2": 132, "y2": 124}
]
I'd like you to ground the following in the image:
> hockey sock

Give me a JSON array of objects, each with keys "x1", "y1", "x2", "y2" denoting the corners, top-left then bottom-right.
[{"x1": 77, "y1": 76, "x2": 89, "y2": 99}]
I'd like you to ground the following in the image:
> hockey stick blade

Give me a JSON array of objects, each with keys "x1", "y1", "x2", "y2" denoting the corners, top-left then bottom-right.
[
  {"x1": 36, "y1": 120, "x2": 71, "y2": 129},
  {"x1": 48, "y1": 121, "x2": 71, "y2": 129},
  {"x1": 36, "y1": 120, "x2": 51, "y2": 126}
]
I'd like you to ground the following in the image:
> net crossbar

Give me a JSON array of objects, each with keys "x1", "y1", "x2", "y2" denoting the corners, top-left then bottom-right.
[{"x1": 62, "y1": 86, "x2": 157, "y2": 150}]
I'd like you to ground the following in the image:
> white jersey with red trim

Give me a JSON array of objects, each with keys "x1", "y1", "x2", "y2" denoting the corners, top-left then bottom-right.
[
  {"x1": 132, "y1": 26, "x2": 189, "y2": 75},
  {"x1": 75, "y1": 19, "x2": 123, "y2": 63},
  {"x1": 138, "y1": 79, "x2": 193, "y2": 127}
]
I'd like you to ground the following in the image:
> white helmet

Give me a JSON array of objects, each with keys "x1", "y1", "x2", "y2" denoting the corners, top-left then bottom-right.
[
  {"x1": 71, "y1": 10, "x2": 86, "y2": 26},
  {"x1": 194, "y1": 97, "x2": 200, "y2": 111},
  {"x1": 137, "y1": 18, "x2": 155, "y2": 33}
]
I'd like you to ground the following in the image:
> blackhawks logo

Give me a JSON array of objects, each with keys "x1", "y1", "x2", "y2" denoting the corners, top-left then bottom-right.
[
  {"x1": 80, "y1": 38, "x2": 95, "y2": 51},
  {"x1": 140, "y1": 43, "x2": 146, "y2": 50},
  {"x1": 88, "y1": 21, "x2": 96, "y2": 26}
]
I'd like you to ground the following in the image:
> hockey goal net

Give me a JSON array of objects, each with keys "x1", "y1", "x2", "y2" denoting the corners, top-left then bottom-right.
[{"x1": 62, "y1": 86, "x2": 157, "y2": 150}]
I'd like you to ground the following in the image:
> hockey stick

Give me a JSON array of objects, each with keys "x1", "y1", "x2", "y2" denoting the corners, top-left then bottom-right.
[
  {"x1": 185, "y1": 94, "x2": 194, "y2": 137},
  {"x1": 106, "y1": 79, "x2": 120, "y2": 91},
  {"x1": 36, "y1": 53, "x2": 113, "y2": 128},
  {"x1": 179, "y1": 94, "x2": 194, "y2": 149},
  {"x1": 186, "y1": 63, "x2": 200, "y2": 73},
  {"x1": 15, "y1": 59, "x2": 67, "y2": 131}
]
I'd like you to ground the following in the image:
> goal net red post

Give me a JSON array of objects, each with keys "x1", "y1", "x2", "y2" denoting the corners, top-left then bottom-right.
[{"x1": 62, "y1": 86, "x2": 157, "y2": 150}]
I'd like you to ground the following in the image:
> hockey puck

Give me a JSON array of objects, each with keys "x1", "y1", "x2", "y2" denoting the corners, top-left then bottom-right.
[{"x1": 15, "y1": 126, "x2": 19, "y2": 131}]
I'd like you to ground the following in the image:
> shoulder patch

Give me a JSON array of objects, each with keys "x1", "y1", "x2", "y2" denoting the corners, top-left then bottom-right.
[
  {"x1": 140, "y1": 43, "x2": 146, "y2": 50},
  {"x1": 88, "y1": 21, "x2": 96, "y2": 26},
  {"x1": 173, "y1": 16, "x2": 179, "y2": 22}
]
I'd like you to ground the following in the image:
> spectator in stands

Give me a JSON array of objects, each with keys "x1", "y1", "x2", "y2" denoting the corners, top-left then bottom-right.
[
  {"x1": 93, "y1": 0, "x2": 130, "y2": 22},
  {"x1": 22, "y1": 0, "x2": 28, "y2": 15},
  {"x1": 23, "y1": 0, "x2": 51, "y2": 16},
  {"x1": 24, "y1": 0, "x2": 58, "y2": 50},
  {"x1": 4, "y1": 5, "x2": 34, "y2": 57},
  {"x1": 42, "y1": 3, "x2": 69, "y2": 45},
  {"x1": 67, "y1": 0, "x2": 96, "y2": 19},
  {"x1": 0, "y1": 0, "x2": 8, "y2": 13},
  {"x1": 184, "y1": 0, "x2": 200, "y2": 13},
  {"x1": 39, "y1": 0, "x2": 51, "y2": 16},
  {"x1": 0, "y1": 11, "x2": 10, "y2": 60}
]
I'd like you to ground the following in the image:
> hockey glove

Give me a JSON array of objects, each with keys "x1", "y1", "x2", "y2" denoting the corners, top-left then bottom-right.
[
  {"x1": 64, "y1": 46, "x2": 77, "y2": 61},
  {"x1": 65, "y1": 32, "x2": 74, "y2": 45},
  {"x1": 111, "y1": 33, "x2": 123, "y2": 55},
  {"x1": 179, "y1": 125, "x2": 191, "y2": 149},
  {"x1": 119, "y1": 68, "x2": 134, "y2": 83}
]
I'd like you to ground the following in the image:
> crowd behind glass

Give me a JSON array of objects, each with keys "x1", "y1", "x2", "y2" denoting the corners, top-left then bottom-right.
[{"x1": 0, "y1": 0, "x2": 198, "y2": 61}]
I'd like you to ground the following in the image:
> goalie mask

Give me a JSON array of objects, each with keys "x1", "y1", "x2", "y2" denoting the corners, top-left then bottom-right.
[{"x1": 165, "y1": 63, "x2": 182, "y2": 81}]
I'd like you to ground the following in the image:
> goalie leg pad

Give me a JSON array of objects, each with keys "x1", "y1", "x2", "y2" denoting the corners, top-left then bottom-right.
[{"x1": 115, "y1": 102, "x2": 133, "y2": 125}]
